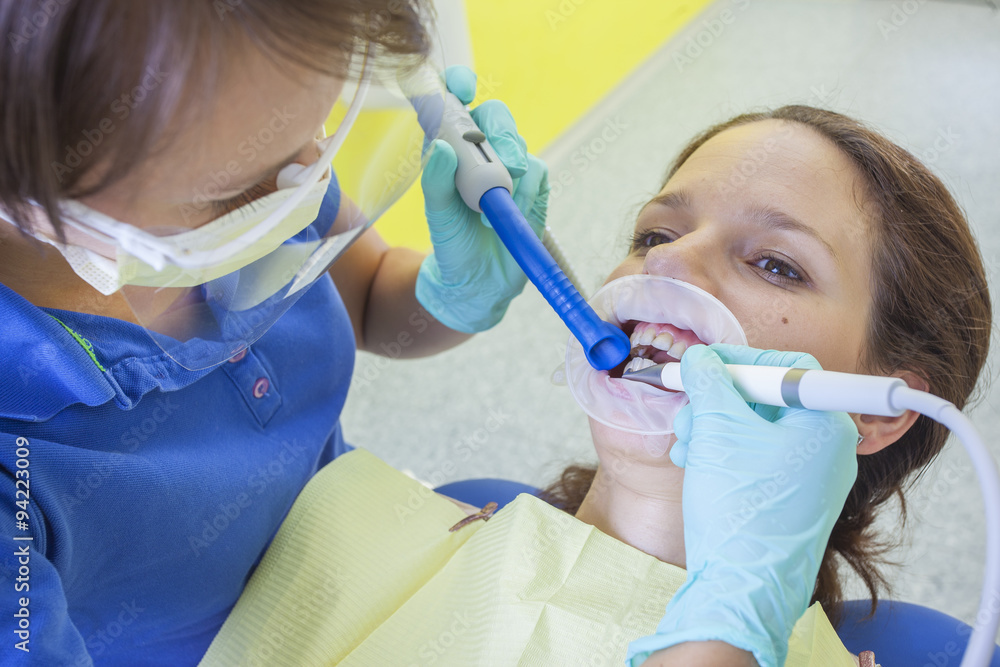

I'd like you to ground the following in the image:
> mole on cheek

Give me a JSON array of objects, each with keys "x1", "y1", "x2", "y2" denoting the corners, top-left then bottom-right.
[{"x1": 782, "y1": 317, "x2": 789, "y2": 324}]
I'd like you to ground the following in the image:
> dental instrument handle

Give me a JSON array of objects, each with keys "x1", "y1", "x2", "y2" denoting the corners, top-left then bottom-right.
[
  {"x1": 439, "y1": 92, "x2": 630, "y2": 371},
  {"x1": 631, "y1": 362, "x2": 908, "y2": 417},
  {"x1": 438, "y1": 92, "x2": 515, "y2": 210}
]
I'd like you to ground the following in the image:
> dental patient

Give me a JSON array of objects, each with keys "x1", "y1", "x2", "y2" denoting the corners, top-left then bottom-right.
[{"x1": 198, "y1": 106, "x2": 991, "y2": 667}]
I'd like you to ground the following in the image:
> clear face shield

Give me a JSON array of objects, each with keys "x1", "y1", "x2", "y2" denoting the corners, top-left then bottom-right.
[{"x1": 37, "y1": 49, "x2": 447, "y2": 371}]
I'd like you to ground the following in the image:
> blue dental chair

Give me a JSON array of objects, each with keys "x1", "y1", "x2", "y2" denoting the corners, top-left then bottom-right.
[
  {"x1": 434, "y1": 478, "x2": 541, "y2": 511},
  {"x1": 436, "y1": 479, "x2": 1000, "y2": 666},
  {"x1": 836, "y1": 599, "x2": 1000, "y2": 666}
]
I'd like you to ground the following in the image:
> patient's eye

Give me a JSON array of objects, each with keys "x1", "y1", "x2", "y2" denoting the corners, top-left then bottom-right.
[
  {"x1": 630, "y1": 229, "x2": 674, "y2": 252},
  {"x1": 753, "y1": 255, "x2": 803, "y2": 283}
]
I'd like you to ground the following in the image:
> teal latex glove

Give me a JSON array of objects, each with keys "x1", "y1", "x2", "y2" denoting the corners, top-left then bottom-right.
[
  {"x1": 627, "y1": 343, "x2": 859, "y2": 667},
  {"x1": 415, "y1": 65, "x2": 550, "y2": 333}
]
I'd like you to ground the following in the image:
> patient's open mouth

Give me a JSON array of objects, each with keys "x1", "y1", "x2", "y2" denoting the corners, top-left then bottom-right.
[
  {"x1": 610, "y1": 320, "x2": 710, "y2": 380},
  {"x1": 564, "y1": 274, "x2": 747, "y2": 435}
]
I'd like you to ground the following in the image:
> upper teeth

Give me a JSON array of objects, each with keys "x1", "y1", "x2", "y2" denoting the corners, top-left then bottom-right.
[
  {"x1": 653, "y1": 331, "x2": 674, "y2": 350},
  {"x1": 628, "y1": 323, "x2": 689, "y2": 361},
  {"x1": 634, "y1": 327, "x2": 655, "y2": 346}
]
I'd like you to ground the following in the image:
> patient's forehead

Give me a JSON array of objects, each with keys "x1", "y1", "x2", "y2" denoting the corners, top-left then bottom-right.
[
  {"x1": 677, "y1": 120, "x2": 861, "y2": 196},
  {"x1": 662, "y1": 119, "x2": 871, "y2": 256}
]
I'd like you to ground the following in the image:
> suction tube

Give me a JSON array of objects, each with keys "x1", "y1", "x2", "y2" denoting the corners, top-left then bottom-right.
[
  {"x1": 436, "y1": 90, "x2": 630, "y2": 371},
  {"x1": 623, "y1": 362, "x2": 1000, "y2": 666},
  {"x1": 477, "y1": 188, "x2": 629, "y2": 370}
]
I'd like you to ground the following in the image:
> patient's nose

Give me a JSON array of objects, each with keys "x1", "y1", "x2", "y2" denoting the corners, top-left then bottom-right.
[{"x1": 641, "y1": 233, "x2": 721, "y2": 298}]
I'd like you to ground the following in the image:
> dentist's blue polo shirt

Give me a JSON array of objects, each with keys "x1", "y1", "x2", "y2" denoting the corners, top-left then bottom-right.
[{"x1": 0, "y1": 194, "x2": 358, "y2": 665}]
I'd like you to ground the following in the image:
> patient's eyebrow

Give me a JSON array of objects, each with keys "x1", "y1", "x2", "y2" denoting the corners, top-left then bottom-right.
[
  {"x1": 643, "y1": 189, "x2": 693, "y2": 212},
  {"x1": 744, "y1": 203, "x2": 840, "y2": 263}
]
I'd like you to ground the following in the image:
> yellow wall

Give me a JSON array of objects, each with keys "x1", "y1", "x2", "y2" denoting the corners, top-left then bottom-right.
[{"x1": 338, "y1": 0, "x2": 714, "y2": 250}]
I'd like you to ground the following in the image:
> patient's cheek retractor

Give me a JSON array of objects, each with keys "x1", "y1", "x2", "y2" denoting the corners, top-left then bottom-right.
[
  {"x1": 564, "y1": 274, "x2": 748, "y2": 435},
  {"x1": 437, "y1": 90, "x2": 630, "y2": 371}
]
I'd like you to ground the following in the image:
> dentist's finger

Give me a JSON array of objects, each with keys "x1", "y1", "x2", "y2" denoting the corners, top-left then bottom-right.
[
  {"x1": 670, "y1": 404, "x2": 693, "y2": 468},
  {"x1": 421, "y1": 140, "x2": 463, "y2": 219},
  {"x1": 508, "y1": 154, "x2": 549, "y2": 237},
  {"x1": 444, "y1": 65, "x2": 477, "y2": 105},
  {"x1": 470, "y1": 100, "x2": 528, "y2": 179}
]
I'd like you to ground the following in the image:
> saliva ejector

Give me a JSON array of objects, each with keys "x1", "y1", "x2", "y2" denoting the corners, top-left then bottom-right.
[
  {"x1": 623, "y1": 360, "x2": 1000, "y2": 666},
  {"x1": 434, "y1": 85, "x2": 630, "y2": 372}
]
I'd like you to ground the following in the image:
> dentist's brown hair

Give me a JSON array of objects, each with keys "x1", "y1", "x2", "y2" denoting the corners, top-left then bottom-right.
[
  {"x1": 544, "y1": 105, "x2": 993, "y2": 626},
  {"x1": 0, "y1": 0, "x2": 431, "y2": 238}
]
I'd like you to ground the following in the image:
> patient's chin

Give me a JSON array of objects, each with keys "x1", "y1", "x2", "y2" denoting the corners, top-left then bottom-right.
[{"x1": 588, "y1": 418, "x2": 679, "y2": 466}]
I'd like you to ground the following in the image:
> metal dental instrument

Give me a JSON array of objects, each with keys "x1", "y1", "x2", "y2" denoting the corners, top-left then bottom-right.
[{"x1": 623, "y1": 360, "x2": 1000, "y2": 667}]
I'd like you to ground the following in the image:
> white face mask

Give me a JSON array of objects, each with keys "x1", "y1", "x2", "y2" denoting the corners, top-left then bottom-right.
[{"x1": 29, "y1": 170, "x2": 332, "y2": 296}]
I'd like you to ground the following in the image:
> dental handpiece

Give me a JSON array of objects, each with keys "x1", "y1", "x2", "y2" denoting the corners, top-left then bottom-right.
[
  {"x1": 437, "y1": 92, "x2": 631, "y2": 371},
  {"x1": 623, "y1": 361, "x2": 909, "y2": 417}
]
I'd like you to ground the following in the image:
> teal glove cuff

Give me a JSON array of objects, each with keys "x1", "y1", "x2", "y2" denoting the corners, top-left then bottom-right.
[
  {"x1": 415, "y1": 252, "x2": 513, "y2": 334},
  {"x1": 626, "y1": 573, "x2": 784, "y2": 667}
]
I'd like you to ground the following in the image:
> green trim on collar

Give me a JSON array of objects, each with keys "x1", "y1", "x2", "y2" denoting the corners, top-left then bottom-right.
[{"x1": 48, "y1": 315, "x2": 108, "y2": 373}]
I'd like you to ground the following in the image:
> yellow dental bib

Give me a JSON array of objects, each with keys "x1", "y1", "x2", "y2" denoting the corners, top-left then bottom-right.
[{"x1": 199, "y1": 449, "x2": 856, "y2": 666}]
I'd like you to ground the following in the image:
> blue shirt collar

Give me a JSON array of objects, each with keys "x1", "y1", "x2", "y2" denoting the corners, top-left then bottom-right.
[{"x1": 0, "y1": 282, "x2": 214, "y2": 421}]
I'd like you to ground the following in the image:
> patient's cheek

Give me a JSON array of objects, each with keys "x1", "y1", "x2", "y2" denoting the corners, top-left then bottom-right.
[{"x1": 738, "y1": 310, "x2": 793, "y2": 350}]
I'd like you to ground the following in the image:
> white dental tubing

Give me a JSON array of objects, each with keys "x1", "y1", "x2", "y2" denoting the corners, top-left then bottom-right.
[{"x1": 624, "y1": 362, "x2": 1000, "y2": 666}]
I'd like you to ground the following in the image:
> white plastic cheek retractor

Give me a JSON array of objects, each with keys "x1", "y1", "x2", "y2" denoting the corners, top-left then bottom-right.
[{"x1": 564, "y1": 274, "x2": 747, "y2": 435}]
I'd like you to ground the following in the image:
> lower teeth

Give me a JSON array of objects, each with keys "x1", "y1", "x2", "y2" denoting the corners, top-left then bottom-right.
[{"x1": 623, "y1": 356, "x2": 657, "y2": 374}]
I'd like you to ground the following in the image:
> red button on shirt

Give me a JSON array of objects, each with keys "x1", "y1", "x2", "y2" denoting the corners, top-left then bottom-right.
[{"x1": 252, "y1": 377, "x2": 269, "y2": 398}]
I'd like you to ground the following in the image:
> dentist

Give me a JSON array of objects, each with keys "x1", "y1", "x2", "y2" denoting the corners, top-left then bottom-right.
[{"x1": 0, "y1": 1, "x2": 546, "y2": 664}]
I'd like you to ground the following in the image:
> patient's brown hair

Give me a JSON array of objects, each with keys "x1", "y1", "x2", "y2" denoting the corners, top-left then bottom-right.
[
  {"x1": 542, "y1": 105, "x2": 993, "y2": 627},
  {"x1": 0, "y1": 0, "x2": 431, "y2": 237}
]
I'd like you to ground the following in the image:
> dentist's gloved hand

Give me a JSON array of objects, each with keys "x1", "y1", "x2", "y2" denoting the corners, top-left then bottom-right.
[
  {"x1": 627, "y1": 344, "x2": 859, "y2": 667},
  {"x1": 415, "y1": 65, "x2": 550, "y2": 333}
]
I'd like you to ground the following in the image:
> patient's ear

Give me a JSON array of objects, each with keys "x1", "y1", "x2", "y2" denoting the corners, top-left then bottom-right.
[{"x1": 853, "y1": 370, "x2": 929, "y2": 455}]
